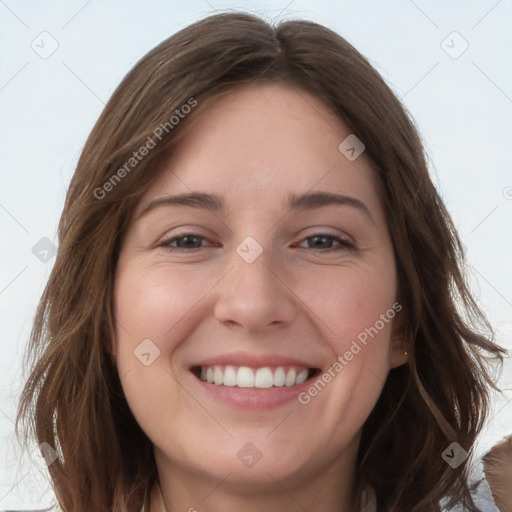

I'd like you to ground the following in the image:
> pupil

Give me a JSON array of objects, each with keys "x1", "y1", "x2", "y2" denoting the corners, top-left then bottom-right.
[
  {"x1": 179, "y1": 236, "x2": 199, "y2": 248},
  {"x1": 311, "y1": 235, "x2": 330, "y2": 248}
]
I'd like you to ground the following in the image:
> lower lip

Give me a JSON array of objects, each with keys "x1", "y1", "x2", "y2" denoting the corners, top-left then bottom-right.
[{"x1": 192, "y1": 373, "x2": 314, "y2": 409}]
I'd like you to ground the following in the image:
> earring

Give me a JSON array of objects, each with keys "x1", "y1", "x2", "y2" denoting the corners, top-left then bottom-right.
[{"x1": 404, "y1": 351, "x2": 408, "y2": 356}]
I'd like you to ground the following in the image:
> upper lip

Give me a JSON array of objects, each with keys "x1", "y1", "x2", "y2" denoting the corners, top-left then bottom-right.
[{"x1": 192, "y1": 352, "x2": 319, "y2": 369}]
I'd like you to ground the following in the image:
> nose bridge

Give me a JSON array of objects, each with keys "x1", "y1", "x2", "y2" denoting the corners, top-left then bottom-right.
[
  {"x1": 234, "y1": 244, "x2": 278, "y2": 296},
  {"x1": 213, "y1": 239, "x2": 296, "y2": 331}
]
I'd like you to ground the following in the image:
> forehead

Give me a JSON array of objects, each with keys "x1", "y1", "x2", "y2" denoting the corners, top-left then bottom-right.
[{"x1": 136, "y1": 82, "x2": 381, "y2": 217}]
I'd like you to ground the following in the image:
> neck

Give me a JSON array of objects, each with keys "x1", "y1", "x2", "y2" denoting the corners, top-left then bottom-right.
[{"x1": 150, "y1": 452, "x2": 358, "y2": 512}]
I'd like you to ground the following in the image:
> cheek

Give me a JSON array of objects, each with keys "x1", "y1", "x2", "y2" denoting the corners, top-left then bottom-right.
[
  {"x1": 113, "y1": 264, "x2": 210, "y2": 358},
  {"x1": 294, "y1": 261, "x2": 397, "y2": 429},
  {"x1": 299, "y1": 261, "x2": 397, "y2": 352},
  {"x1": 112, "y1": 264, "x2": 197, "y2": 376},
  {"x1": 112, "y1": 264, "x2": 211, "y2": 442}
]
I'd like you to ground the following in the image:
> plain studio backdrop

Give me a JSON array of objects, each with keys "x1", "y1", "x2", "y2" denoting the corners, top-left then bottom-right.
[{"x1": 1, "y1": 0, "x2": 511, "y2": 508}]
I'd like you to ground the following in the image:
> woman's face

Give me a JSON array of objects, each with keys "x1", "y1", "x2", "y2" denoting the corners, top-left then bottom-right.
[{"x1": 114, "y1": 83, "x2": 404, "y2": 497}]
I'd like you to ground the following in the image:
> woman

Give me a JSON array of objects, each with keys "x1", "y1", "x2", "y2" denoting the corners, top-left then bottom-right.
[{"x1": 15, "y1": 12, "x2": 506, "y2": 512}]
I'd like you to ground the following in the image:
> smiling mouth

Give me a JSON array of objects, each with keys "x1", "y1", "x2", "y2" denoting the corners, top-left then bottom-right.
[{"x1": 192, "y1": 365, "x2": 321, "y2": 389}]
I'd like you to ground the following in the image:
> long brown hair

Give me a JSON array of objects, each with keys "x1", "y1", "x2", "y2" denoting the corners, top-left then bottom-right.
[{"x1": 16, "y1": 12, "x2": 506, "y2": 512}]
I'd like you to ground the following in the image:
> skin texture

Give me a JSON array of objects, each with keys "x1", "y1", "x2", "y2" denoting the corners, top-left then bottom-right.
[{"x1": 113, "y1": 83, "x2": 406, "y2": 512}]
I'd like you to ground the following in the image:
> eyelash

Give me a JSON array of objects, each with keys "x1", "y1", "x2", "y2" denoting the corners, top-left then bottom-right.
[{"x1": 158, "y1": 232, "x2": 353, "y2": 253}]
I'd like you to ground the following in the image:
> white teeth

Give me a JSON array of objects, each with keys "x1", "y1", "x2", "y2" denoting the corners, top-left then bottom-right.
[
  {"x1": 223, "y1": 365, "x2": 237, "y2": 386},
  {"x1": 198, "y1": 365, "x2": 311, "y2": 388},
  {"x1": 214, "y1": 366, "x2": 223, "y2": 385},
  {"x1": 237, "y1": 367, "x2": 255, "y2": 387},
  {"x1": 254, "y1": 367, "x2": 274, "y2": 388},
  {"x1": 285, "y1": 368, "x2": 296, "y2": 387},
  {"x1": 274, "y1": 367, "x2": 286, "y2": 387},
  {"x1": 295, "y1": 369, "x2": 308, "y2": 385}
]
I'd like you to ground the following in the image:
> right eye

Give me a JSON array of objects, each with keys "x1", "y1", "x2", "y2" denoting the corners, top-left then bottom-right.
[{"x1": 158, "y1": 233, "x2": 214, "y2": 252}]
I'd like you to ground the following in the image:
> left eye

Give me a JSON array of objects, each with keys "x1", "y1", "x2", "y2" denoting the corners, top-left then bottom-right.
[{"x1": 295, "y1": 233, "x2": 353, "y2": 252}]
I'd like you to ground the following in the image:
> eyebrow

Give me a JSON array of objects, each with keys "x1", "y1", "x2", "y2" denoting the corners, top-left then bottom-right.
[
  {"x1": 138, "y1": 192, "x2": 226, "y2": 218},
  {"x1": 286, "y1": 191, "x2": 375, "y2": 223},
  {"x1": 138, "y1": 191, "x2": 374, "y2": 223}
]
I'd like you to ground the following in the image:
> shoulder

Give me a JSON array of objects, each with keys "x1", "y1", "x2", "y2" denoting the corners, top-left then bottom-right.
[
  {"x1": 363, "y1": 459, "x2": 501, "y2": 512},
  {"x1": 441, "y1": 458, "x2": 500, "y2": 512}
]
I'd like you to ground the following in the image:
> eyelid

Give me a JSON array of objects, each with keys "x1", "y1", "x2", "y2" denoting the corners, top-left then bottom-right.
[
  {"x1": 293, "y1": 224, "x2": 353, "y2": 243},
  {"x1": 297, "y1": 228, "x2": 353, "y2": 242},
  {"x1": 158, "y1": 232, "x2": 215, "y2": 251},
  {"x1": 294, "y1": 231, "x2": 354, "y2": 252},
  {"x1": 156, "y1": 225, "x2": 215, "y2": 245}
]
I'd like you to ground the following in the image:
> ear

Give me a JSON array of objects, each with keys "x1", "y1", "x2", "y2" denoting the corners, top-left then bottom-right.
[
  {"x1": 389, "y1": 334, "x2": 408, "y2": 369},
  {"x1": 389, "y1": 307, "x2": 408, "y2": 369}
]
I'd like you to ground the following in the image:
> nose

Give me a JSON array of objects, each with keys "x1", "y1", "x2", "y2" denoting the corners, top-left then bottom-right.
[{"x1": 213, "y1": 247, "x2": 297, "y2": 333}]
